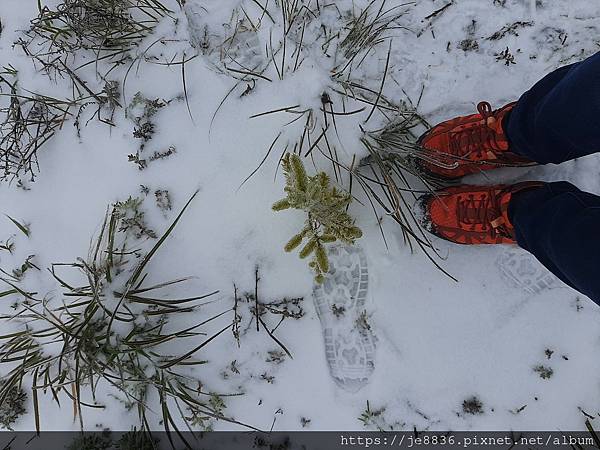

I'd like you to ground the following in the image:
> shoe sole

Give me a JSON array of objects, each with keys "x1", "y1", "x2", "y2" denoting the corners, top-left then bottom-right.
[{"x1": 313, "y1": 244, "x2": 375, "y2": 392}]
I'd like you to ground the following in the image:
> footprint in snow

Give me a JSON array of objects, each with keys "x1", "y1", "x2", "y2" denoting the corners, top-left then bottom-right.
[
  {"x1": 313, "y1": 244, "x2": 376, "y2": 393},
  {"x1": 496, "y1": 247, "x2": 561, "y2": 297},
  {"x1": 184, "y1": 1, "x2": 265, "y2": 71}
]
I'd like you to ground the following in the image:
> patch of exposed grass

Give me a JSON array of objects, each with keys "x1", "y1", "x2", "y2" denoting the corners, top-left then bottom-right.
[
  {"x1": 0, "y1": 192, "x2": 302, "y2": 434},
  {"x1": 116, "y1": 429, "x2": 160, "y2": 450},
  {"x1": 334, "y1": 0, "x2": 411, "y2": 76},
  {"x1": 19, "y1": 0, "x2": 174, "y2": 80},
  {"x1": 126, "y1": 92, "x2": 180, "y2": 170},
  {"x1": 113, "y1": 195, "x2": 157, "y2": 239},
  {"x1": 66, "y1": 431, "x2": 113, "y2": 450},
  {"x1": 7, "y1": 1, "x2": 183, "y2": 177},
  {"x1": 0, "y1": 385, "x2": 27, "y2": 430},
  {"x1": 232, "y1": 267, "x2": 304, "y2": 356},
  {"x1": 462, "y1": 396, "x2": 484, "y2": 415},
  {"x1": 358, "y1": 400, "x2": 388, "y2": 431},
  {"x1": 0, "y1": 67, "x2": 75, "y2": 184},
  {"x1": 0, "y1": 192, "x2": 252, "y2": 435},
  {"x1": 0, "y1": 65, "x2": 121, "y2": 185},
  {"x1": 533, "y1": 365, "x2": 554, "y2": 380}
]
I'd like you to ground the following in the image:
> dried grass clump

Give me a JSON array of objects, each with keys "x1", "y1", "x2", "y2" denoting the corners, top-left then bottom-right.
[
  {"x1": 0, "y1": 67, "x2": 74, "y2": 184},
  {"x1": 4, "y1": 0, "x2": 177, "y2": 185},
  {"x1": 0, "y1": 67, "x2": 121, "y2": 185},
  {"x1": 0, "y1": 192, "x2": 250, "y2": 436},
  {"x1": 20, "y1": 0, "x2": 173, "y2": 78}
]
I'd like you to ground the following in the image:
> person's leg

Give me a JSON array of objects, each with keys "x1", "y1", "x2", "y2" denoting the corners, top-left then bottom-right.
[
  {"x1": 506, "y1": 52, "x2": 600, "y2": 164},
  {"x1": 509, "y1": 182, "x2": 600, "y2": 304},
  {"x1": 418, "y1": 181, "x2": 600, "y2": 304}
]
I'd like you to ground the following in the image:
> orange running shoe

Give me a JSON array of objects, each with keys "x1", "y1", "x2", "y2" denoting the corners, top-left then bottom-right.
[
  {"x1": 417, "y1": 101, "x2": 534, "y2": 180},
  {"x1": 417, "y1": 182, "x2": 544, "y2": 245}
]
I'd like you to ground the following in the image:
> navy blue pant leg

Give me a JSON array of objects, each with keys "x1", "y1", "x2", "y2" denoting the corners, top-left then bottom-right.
[
  {"x1": 506, "y1": 51, "x2": 600, "y2": 163},
  {"x1": 509, "y1": 182, "x2": 600, "y2": 305},
  {"x1": 503, "y1": 53, "x2": 600, "y2": 304}
]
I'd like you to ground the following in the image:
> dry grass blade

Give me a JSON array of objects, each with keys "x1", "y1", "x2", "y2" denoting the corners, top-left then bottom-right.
[
  {"x1": 4, "y1": 215, "x2": 30, "y2": 237},
  {"x1": 128, "y1": 190, "x2": 199, "y2": 288},
  {"x1": 586, "y1": 420, "x2": 600, "y2": 448},
  {"x1": 238, "y1": 132, "x2": 282, "y2": 190},
  {"x1": 364, "y1": 40, "x2": 392, "y2": 123}
]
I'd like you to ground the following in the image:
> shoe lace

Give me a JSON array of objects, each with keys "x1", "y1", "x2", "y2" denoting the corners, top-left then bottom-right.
[
  {"x1": 448, "y1": 101, "x2": 505, "y2": 159},
  {"x1": 455, "y1": 189, "x2": 510, "y2": 237}
]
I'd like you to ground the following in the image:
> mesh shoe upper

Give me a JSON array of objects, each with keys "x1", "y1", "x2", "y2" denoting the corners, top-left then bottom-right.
[
  {"x1": 421, "y1": 182, "x2": 544, "y2": 245},
  {"x1": 417, "y1": 102, "x2": 533, "y2": 180}
]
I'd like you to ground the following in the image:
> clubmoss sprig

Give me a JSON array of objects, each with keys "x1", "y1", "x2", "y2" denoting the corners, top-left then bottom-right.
[{"x1": 273, "y1": 153, "x2": 362, "y2": 283}]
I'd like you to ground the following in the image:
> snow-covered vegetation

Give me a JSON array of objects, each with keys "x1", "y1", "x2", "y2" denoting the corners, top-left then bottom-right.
[{"x1": 0, "y1": 0, "x2": 599, "y2": 433}]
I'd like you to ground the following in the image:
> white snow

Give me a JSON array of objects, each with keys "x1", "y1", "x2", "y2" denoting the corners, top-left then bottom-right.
[{"x1": 0, "y1": 0, "x2": 599, "y2": 433}]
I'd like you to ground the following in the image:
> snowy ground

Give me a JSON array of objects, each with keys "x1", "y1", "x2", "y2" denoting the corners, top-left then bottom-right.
[{"x1": 1, "y1": 0, "x2": 600, "y2": 433}]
